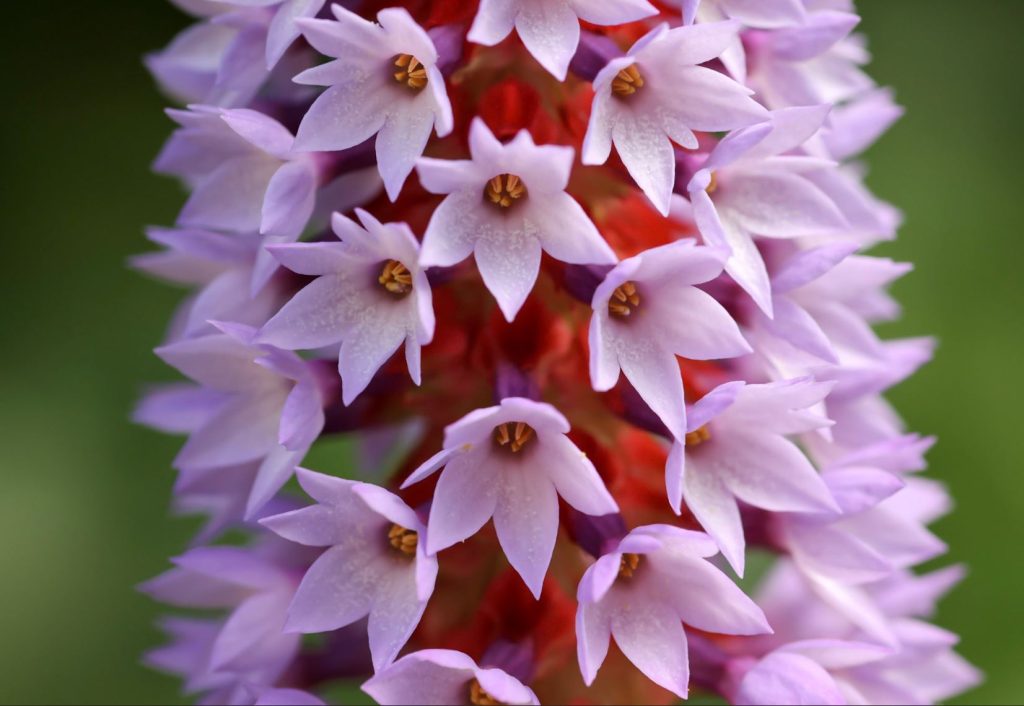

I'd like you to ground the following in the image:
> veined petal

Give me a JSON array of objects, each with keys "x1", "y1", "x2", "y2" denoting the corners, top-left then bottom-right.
[
  {"x1": 610, "y1": 595, "x2": 690, "y2": 698},
  {"x1": 541, "y1": 434, "x2": 619, "y2": 516},
  {"x1": 426, "y1": 446, "x2": 500, "y2": 553},
  {"x1": 515, "y1": 0, "x2": 580, "y2": 81},
  {"x1": 474, "y1": 229, "x2": 543, "y2": 322},
  {"x1": 493, "y1": 465, "x2": 560, "y2": 598},
  {"x1": 526, "y1": 193, "x2": 617, "y2": 265}
]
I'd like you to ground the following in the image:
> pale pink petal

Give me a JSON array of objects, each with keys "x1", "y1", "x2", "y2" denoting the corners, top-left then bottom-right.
[
  {"x1": 719, "y1": 171, "x2": 847, "y2": 238},
  {"x1": 610, "y1": 595, "x2": 690, "y2": 698},
  {"x1": 425, "y1": 446, "x2": 500, "y2": 553},
  {"x1": 261, "y1": 160, "x2": 317, "y2": 239},
  {"x1": 420, "y1": 191, "x2": 485, "y2": 267},
  {"x1": 515, "y1": 0, "x2": 580, "y2": 80},
  {"x1": 174, "y1": 393, "x2": 282, "y2": 470},
  {"x1": 259, "y1": 275, "x2": 351, "y2": 350},
  {"x1": 377, "y1": 104, "x2": 436, "y2": 201},
  {"x1": 468, "y1": 0, "x2": 517, "y2": 46},
  {"x1": 367, "y1": 563, "x2": 427, "y2": 671},
  {"x1": 474, "y1": 229, "x2": 543, "y2": 322},
  {"x1": 682, "y1": 457, "x2": 745, "y2": 574},
  {"x1": 362, "y1": 650, "x2": 476, "y2": 705},
  {"x1": 493, "y1": 465, "x2": 559, "y2": 598},
  {"x1": 285, "y1": 544, "x2": 381, "y2": 633},
  {"x1": 645, "y1": 285, "x2": 751, "y2": 360},
  {"x1": 540, "y1": 434, "x2": 619, "y2": 516},
  {"x1": 525, "y1": 193, "x2": 617, "y2": 265},
  {"x1": 612, "y1": 112, "x2": 677, "y2": 215},
  {"x1": 735, "y1": 652, "x2": 844, "y2": 705},
  {"x1": 293, "y1": 79, "x2": 391, "y2": 152},
  {"x1": 246, "y1": 445, "x2": 304, "y2": 518},
  {"x1": 619, "y1": 346, "x2": 687, "y2": 439},
  {"x1": 576, "y1": 599, "x2": 612, "y2": 686},
  {"x1": 570, "y1": 0, "x2": 658, "y2": 25},
  {"x1": 179, "y1": 155, "x2": 279, "y2": 232}
]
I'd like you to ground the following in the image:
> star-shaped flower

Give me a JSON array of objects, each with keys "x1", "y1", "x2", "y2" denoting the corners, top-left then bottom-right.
[
  {"x1": 589, "y1": 239, "x2": 750, "y2": 442},
  {"x1": 402, "y1": 397, "x2": 619, "y2": 598},
  {"x1": 363, "y1": 649, "x2": 539, "y2": 705},
  {"x1": 155, "y1": 323, "x2": 327, "y2": 516},
  {"x1": 262, "y1": 469, "x2": 438, "y2": 672},
  {"x1": 687, "y1": 105, "x2": 849, "y2": 315},
  {"x1": 293, "y1": 6, "x2": 454, "y2": 200},
  {"x1": 576, "y1": 525, "x2": 771, "y2": 697},
  {"x1": 583, "y1": 21, "x2": 768, "y2": 215},
  {"x1": 417, "y1": 118, "x2": 617, "y2": 321},
  {"x1": 665, "y1": 378, "x2": 839, "y2": 575},
  {"x1": 468, "y1": 0, "x2": 658, "y2": 81},
  {"x1": 258, "y1": 209, "x2": 435, "y2": 405}
]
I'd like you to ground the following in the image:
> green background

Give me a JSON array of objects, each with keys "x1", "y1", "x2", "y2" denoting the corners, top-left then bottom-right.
[{"x1": 1, "y1": 1, "x2": 1020, "y2": 703}]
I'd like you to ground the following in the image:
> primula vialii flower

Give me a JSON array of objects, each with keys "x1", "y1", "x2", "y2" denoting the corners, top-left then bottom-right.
[{"x1": 139, "y1": 2, "x2": 978, "y2": 704}]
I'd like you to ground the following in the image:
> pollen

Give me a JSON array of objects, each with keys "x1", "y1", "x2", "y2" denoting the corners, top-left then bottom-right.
[
  {"x1": 608, "y1": 281, "x2": 641, "y2": 318},
  {"x1": 469, "y1": 679, "x2": 504, "y2": 706},
  {"x1": 485, "y1": 174, "x2": 527, "y2": 209},
  {"x1": 387, "y1": 523, "x2": 418, "y2": 556},
  {"x1": 494, "y1": 421, "x2": 535, "y2": 453},
  {"x1": 612, "y1": 64, "x2": 645, "y2": 97},
  {"x1": 618, "y1": 553, "x2": 641, "y2": 579},
  {"x1": 706, "y1": 171, "x2": 719, "y2": 195},
  {"x1": 393, "y1": 54, "x2": 428, "y2": 90},
  {"x1": 378, "y1": 259, "x2": 413, "y2": 296},
  {"x1": 685, "y1": 425, "x2": 711, "y2": 447}
]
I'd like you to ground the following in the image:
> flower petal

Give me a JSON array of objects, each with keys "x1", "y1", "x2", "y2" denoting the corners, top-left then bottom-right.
[{"x1": 493, "y1": 464, "x2": 560, "y2": 598}]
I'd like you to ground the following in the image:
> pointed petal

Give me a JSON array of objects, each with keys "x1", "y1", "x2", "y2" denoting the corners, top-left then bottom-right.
[
  {"x1": 493, "y1": 465, "x2": 559, "y2": 598},
  {"x1": 425, "y1": 447, "x2": 500, "y2": 553},
  {"x1": 515, "y1": 0, "x2": 579, "y2": 80},
  {"x1": 541, "y1": 434, "x2": 619, "y2": 516},
  {"x1": 367, "y1": 564, "x2": 427, "y2": 671},
  {"x1": 377, "y1": 104, "x2": 435, "y2": 201},
  {"x1": 285, "y1": 544, "x2": 378, "y2": 633},
  {"x1": 526, "y1": 193, "x2": 617, "y2": 265},
  {"x1": 619, "y1": 346, "x2": 687, "y2": 439},
  {"x1": 474, "y1": 229, "x2": 543, "y2": 322},
  {"x1": 610, "y1": 596, "x2": 690, "y2": 698},
  {"x1": 682, "y1": 458, "x2": 746, "y2": 574}
]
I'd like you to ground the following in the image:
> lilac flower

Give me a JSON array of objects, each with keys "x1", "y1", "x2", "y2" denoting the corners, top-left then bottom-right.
[
  {"x1": 228, "y1": 0, "x2": 328, "y2": 69},
  {"x1": 155, "y1": 323, "x2": 327, "y2": 516},
  {"x1": 132, "y1": 228, "x2": 283, "y2": 340},
  {"x1": 155, "y1": 106, "x2": 381, "y2": 293},
  {"x1": 468, "y1": 0, "x2": 658, "y2": 81},
  {"x1": 148, "y1": 2, "x2": 269, "y2": 107},
  {"x1": 416, "y1": 119, "x2": 617, "y2": 321},
  {"x1": 402, "y1": 397, "x2": 618, "y2": 598},
  {"x1": 576, "y1": 525, "x2": 771, "y2": 697},
  {"x1": 686, "y1": 106, "x2": 849, "y2": 315},
  {"x1": 261, "y1": 469, "x2": 438, "y2": 672},
  {"x1": 582, "y1": 21, "x2": 768, "y2": 215},
  {"x1": 589, "y1": 239, "x2": 750, "y2": 441},
  {"x1": 141, "y1": 546, "x2": 301, "y2": 692},
  {"x1": 363, "y1": 649, "x2": 540, "y2": 705},
  {"x1": 258, "y1": 209, "x2": 435, "y2": 405},
  {"x1": 293, "y1": 6, "x2": 454, "y2": 200},
  {"x1": 732, "y1": 639, "x2": 891, "y2": 705},
  {"x1": 745, "y1": 9, "x2": 872, "y2": 111},
  {"x1": 665, "y1": 378, "x2": 839, "y2": 575},
  {"x1": 680, "y1": 0, "x2": 806, "y2": 28}
]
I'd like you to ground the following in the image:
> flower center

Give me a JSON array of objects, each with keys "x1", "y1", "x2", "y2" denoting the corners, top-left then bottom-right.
[
  {"x1": 485, "y1": 174, "x2": 528, "y2": 209},
  {"x1": 706, "y1": 171, "x2": 719, "y2": 195},
  {"x1": 469, "y1": 679, "x2": 505, "y2": 706},
  {"x1": 378, "y1": 259, "x2": 413, "y2": 297},
  {"x1": 608, "y1": 281, "x2": 641, "y2": 318},
  {"x1": 387, "y1": 523, "x2": 418, "y2": 556},
  {"x1": 685, "y1": 425, "x2": 711, "y2": 447},
  {"x1": 612, "y1": 64, "x2": 645, "y2": 97},
  {"x1": 618, "y1": 553, "x2": 641, "y2": 579},
  {"x1": 393, "y1": 54, "x2": 428, "y2": 90},
  {"x1": 494, "y1": 422, "x2": 535, "y2": 454}
]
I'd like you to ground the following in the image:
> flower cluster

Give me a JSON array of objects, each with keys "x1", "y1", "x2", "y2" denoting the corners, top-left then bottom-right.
[{"x1": 137, "y1": 1, "x2": 979, "y2": 704}]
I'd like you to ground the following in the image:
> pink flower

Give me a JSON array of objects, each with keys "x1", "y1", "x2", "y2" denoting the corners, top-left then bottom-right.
[
  {"x1": 258, "y1": 209, "x2": 435, "y2": 405},
  {"x1": 583, "y1": 21, "x2": 768, "y2": 215},
  {"x1": 666, "y1": 378, "x2": 839, "y2": 575},
  {"x1": 576, "y1": 525, "x2": 771, "y2": 697},
  {"x1": 417, "y1": 118, "x2": 617, "y2": 321},
  {"x1": 468, "y1": 0, "x2": 658, "y2": 80},
  {"x1": 402, "y1": 397, "x2": 618, "y2": 598},
  {"x1": 363, "y1": 649, "x2": 540, "y2": 705},
  {"x1": 261, "y1": 469, "x2": 438, "y2": 671},
  {"x1": 589, "y1": 239, "x2": 750, "y2": 442},
  {"x1": 294, "y1": 6, "x2": 453, "y2": 200},
  {"x1": 687, "y1": 106, "x2": 849, "y2": 315}
]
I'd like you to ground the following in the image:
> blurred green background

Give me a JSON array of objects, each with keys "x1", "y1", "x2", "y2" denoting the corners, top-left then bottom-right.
[{"x1": 0, "y1": 1, "x2": 1020, "y2": 703}]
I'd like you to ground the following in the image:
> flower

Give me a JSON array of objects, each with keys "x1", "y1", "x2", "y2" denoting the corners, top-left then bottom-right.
[
  {"x1": 402, "y1": 397, "x2": 618, "y2": 598},
  {"x1": 417, "y1": 118, "x2": 617, "y2": 321},
  {"x1": 154, "y1": 323, "x2": 327, "y2": 516},
  {"x1": 141, "y1": 545, "x2": 301, "y2": 695},
  {"x1": 258, "y1": 208, "x2": 435, "y2": 405},
  {"x1": 589, "y1": 239, "x2": 750, "y2": 441},
  {"x1": 576, "y1": 525, "x2": 771, "y2": 697},
  {"x1": 665, "y1": 378, "x2": 839, "y2": 574},
  {"x1": 686, "y1": 105, "x2": 849, "y2": 314},
  {"x1": 293, "y1": 5, "x2": 453, "y2": 200},
  {"x1": 468, "y1": 0, "x2": 658, "y2": 81},
  {"x1": 363, "y1": 650, "x2": 540, "y2": 705},
  {"x1": 141, "y1": 2, "x2": 977, "y2": 702},
  {"x1": 583, "y1": 21, "x2": 768, "y2": 215},
  {"x1": 261, "y1": 469, "x2": 438, "y2": 672}
]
